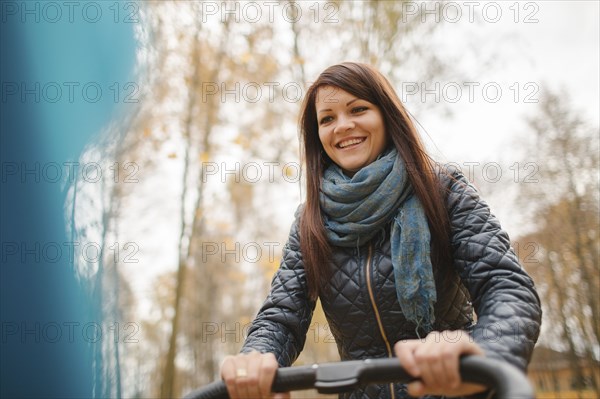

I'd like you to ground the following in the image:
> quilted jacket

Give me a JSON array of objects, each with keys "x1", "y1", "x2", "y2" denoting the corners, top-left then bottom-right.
[{"x1": 241, "y1": 169, "x2": 542, "y2": 398}]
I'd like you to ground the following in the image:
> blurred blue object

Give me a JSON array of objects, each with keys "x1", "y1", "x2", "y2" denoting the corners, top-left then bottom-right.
[{"x1": 1, "y1": 2, "x2": 136, "y2": 397}]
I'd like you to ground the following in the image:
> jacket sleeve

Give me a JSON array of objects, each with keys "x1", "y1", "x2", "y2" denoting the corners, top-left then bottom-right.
[
  {"x1": 445, "y1": 171, "x2": 541, "y2": 372},
  {"x1": 240, "y1": 210, "x2": 316, "y2": 367}
]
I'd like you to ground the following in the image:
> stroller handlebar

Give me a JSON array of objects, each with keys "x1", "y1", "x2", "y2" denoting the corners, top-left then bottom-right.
[{"x1": 183, "y1": 355, "x2": 535, "y2": 399}]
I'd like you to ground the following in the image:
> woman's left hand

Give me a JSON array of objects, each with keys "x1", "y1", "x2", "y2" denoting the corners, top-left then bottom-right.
[{"x1": 394, "y1": 330, "x2": 487, "y2": 398}]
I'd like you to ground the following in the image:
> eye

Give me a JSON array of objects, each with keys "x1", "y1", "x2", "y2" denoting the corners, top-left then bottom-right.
[
  {"x1": 319, "y1": 115, "x2": 333, "y2": 125},
  {"x1": 351, "y1": 106, "x2": 368, "y2": 113}
]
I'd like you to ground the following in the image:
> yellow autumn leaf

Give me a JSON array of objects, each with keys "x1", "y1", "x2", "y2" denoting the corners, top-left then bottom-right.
[
  {"x1": 283, "y1": 164, "x2": 301, "y2": 179},
  {"x1": 240, "y1": 52, "x2": 252, "y2": 64},
  {"x1": 233, "y1": 135, "x2": 249, "y2": 149}
]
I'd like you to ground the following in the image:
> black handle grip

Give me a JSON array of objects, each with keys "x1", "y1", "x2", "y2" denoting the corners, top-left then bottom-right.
[
  {"x1": 183, "y1": 356, "x2": 535, "y2": 399},
  {"x1": 183, "y1": 366, "x2": 318, "y2": 399}
]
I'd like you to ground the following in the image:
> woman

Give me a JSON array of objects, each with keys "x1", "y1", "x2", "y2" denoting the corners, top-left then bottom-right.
[{"x1": 220, "y1": 62, "x2": 541, "y2": 398}]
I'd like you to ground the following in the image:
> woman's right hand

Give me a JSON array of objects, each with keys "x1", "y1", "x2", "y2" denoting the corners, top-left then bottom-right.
[{"x1": 220, "y1": 350, "x2": 290, "y2": 399}]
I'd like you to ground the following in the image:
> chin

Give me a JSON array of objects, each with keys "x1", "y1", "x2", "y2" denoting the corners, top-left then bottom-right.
[
  {"x1": 340, "y1": 164, "x2": 364, "y2": 176},
  {"x1": 345, "y1": 160, "x2": 368, "y2": 171}
]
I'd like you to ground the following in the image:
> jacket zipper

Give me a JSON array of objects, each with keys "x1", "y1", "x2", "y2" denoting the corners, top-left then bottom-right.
[{"x1": 365, "y1": 243, "x2": 395, "y2": 399}]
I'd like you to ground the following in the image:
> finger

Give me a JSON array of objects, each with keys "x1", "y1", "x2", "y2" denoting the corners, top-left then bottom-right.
[
  {"x1": 235, "y1": 360, "x2": 251, "y2": 399},
  {"x1": 410, "y1": 332, "x2": 431, "y2": 383},
  {"x1": 420, "y1": 356, "x2": 448, "y2": 390},
  {"x1": 446, "y1": 336, "x2": 485, "y2": 389},
  {"x1": 413, "y1": 338, "x2": 444, "y2": 390},
  {"x1": 418, "y1": 331, "x2": 458, "y2": 390},
  {"x1": 406, "y1": 380, "x2": 425, "y2": 397},
  {"x1": 221, "y1": 356, "x2": 240, "y2": 399},
  {"x1": 239, "y1": 353, "x2": 261, "y2": 398},
  {"x1": 460, "y1": 382, "x2": 488, "y2": 396},
  {"x1": 394, "y1": 339, "x2": 422, "y2": 377},
  {"x1": 440, "y1": 345, "x2": 460, "y2": 389},
  {"x1": 257, "y1": 353, "x2": 278, "y2": 398},
  {"x1": 412, "y1": 381, "x2": 487, "y2": 397}
]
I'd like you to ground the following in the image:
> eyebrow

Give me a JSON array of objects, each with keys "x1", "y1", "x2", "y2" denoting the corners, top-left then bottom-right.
[{"x1": 317, "y1": 98, "x2": 359, "y2": 114}]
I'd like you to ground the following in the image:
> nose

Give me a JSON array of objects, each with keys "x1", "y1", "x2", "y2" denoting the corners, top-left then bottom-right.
[{"x1": 333, "y1": 115, "x2": 355, "y2": 134}]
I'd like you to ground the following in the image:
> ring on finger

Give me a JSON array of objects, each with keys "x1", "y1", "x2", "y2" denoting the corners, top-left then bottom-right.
[{"x1": 236, "y1": 368, "x2": 248, "y2": 378}]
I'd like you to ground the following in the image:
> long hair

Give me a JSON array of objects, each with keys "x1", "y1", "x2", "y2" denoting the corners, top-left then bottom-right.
[{"x1": 299, "y1": 62, "x2": 453, "y2": 300}]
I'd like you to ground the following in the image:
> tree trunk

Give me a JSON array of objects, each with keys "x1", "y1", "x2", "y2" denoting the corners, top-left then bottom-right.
[
  {"x1": 547, "y1": 258, "x2": 585, "y2": 395},
  {"x1": 161, "y1": 19, "x2": 204, "y2": 399}
]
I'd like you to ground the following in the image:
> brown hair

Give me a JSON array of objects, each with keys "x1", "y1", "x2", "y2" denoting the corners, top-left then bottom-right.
[{"x1": 299, "y1": 62, "x2": 452, "y2": 300}]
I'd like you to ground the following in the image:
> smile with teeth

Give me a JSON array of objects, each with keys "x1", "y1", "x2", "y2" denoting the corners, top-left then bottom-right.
[{"x1": 337, "y1": 137, "x2": 366, "y2": 149}]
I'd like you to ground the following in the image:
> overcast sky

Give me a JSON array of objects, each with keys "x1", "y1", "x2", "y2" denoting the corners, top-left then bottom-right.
[{"x1": 409, "y1": 1, "x2": 599, "y2": 235}]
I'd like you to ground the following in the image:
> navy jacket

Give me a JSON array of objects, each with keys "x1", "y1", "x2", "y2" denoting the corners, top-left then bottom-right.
[{"x1": 242, "y1": 170, "x2": 541, "y2": 398}]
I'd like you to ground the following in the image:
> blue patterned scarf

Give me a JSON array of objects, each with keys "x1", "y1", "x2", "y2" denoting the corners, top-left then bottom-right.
[{"x1": 320, "y1": 148, "x2": 436, "y2": 332}]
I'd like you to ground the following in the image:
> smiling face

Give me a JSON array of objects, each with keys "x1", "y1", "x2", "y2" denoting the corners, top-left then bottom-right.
[{"x1": 316, "y1": 85, "x2": 388, "y2": 176}]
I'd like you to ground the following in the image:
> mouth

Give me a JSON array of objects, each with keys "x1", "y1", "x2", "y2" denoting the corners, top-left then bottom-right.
[{"x1": 336, "y1": 137, "x2": 366, "y2": 149}]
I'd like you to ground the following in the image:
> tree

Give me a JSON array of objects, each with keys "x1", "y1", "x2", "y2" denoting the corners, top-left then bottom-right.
[{"x1": 514, "y1": 89, "x2": 599, "y2": 394}]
